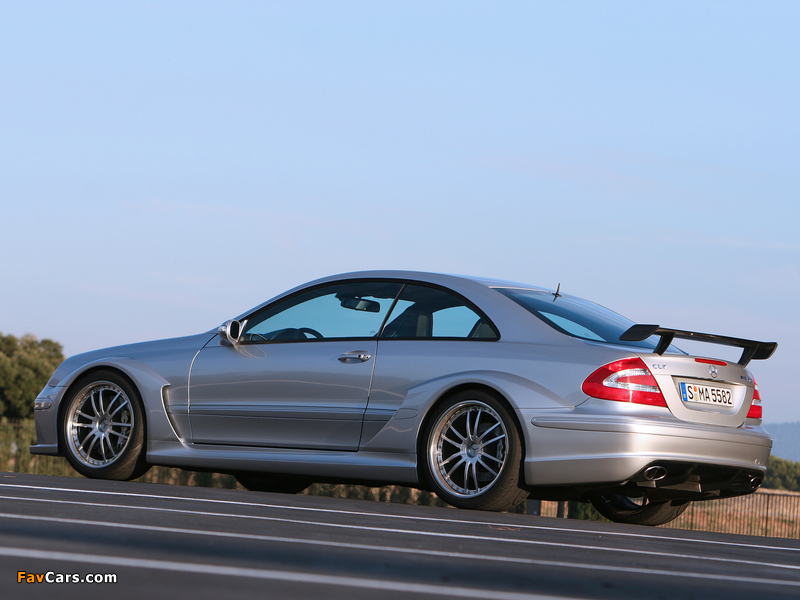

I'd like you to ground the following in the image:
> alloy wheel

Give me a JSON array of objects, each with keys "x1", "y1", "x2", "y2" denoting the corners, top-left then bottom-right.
[
  {"x1": 65, "y1": 382, "x2": 134, "y2": 468},
  {"x1": 429, "y1": 401, "x2": 508, "y2": 497}
]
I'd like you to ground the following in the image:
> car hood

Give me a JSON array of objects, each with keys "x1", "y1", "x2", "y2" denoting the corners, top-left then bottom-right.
[{"x1": 48, "y1": 333, "x2": 216, "y2": 386}]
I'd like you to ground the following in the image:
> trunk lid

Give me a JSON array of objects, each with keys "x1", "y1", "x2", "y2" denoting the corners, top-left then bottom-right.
[{"x1": 639, "y1": 353, "x2": 756, "y2": 427}]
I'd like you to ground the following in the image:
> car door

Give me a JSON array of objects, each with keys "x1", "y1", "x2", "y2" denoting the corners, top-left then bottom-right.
[
  {"x1": 188, "y1": 281, "x2": 403, "y2": 451},
  {"x1": 362, "y1": 283, "x2": 501, "y2": 446}
]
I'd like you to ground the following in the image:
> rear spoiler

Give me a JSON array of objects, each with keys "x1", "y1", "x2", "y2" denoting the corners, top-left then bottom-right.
[{"x1": 620, "y1": 324, "x2": 777, "y2": 367}]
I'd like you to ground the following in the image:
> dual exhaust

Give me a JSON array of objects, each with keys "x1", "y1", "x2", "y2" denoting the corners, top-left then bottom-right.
[
  {"x1": 638, "y1": 464, "x2": 762, "y2": 492},
  {"x1": 643, "y1": 465, "x2": 668, "y2": 481}
]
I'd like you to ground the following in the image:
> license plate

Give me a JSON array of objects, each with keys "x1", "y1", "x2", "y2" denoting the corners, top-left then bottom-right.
[{"x1": 680, "y1": 382, "x2": 733, "y2": 407}]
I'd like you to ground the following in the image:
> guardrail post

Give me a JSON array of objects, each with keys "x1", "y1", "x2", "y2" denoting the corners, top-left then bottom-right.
[{"x1": 764, "y1": 493, "x2": 771, "y2": 537}]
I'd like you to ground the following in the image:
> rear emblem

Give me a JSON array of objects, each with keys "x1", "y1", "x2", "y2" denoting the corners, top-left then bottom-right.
[{"x1": 709, "y1": 365, "x2": 718, "y2": 378}]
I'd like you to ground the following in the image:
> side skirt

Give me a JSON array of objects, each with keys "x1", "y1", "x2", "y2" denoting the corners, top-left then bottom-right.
[{"x1": 146, "y1": 440, "x2": 419, "y2": 485}]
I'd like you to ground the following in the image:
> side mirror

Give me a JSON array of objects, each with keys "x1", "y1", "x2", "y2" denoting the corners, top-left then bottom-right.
[{"x1": 218, "y1": 319, "x2": 243, "y2": 345}]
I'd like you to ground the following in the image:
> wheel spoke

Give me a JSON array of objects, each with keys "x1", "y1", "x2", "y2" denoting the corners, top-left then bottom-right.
[
  {"x1": 104, "y1": 437, "x2": 118, "y2": 459},
  {"x1": 470, "y1": 462, "x2": 479, "y2": 491},
  {"x1": 83, "y1": 433, "x2": 99, "y2": 458},
  {"x1": 478, "y1": 458, "x2": 498, "y2": 477},
  {"x1": 109, "y1": 397, "x2": 129, "y2": 418},
  {"x1": 109, "y1": 430, "x2": 129, "y2": 441},
  {"x1": 477, "y1": 421, "x2": 500, "y2": 441},
  {"x1": 105, "y1": 391, "x2": 122, "y2": 414},
  {"x1": 89, "y1": 392, "x2": 100, "y2": 417},
  {"x1": 441, "y1": 434, "x2": 461, "y2": 447},
  {"x1": 445, "y1": 424, "x2": 466, "y2": 442},
  {"x1": 445, "y1": 456, "x2": 466, "y2": 478},
  {"x1": 109, "y1": 421, "x2": 133, "y2": 428},
  {"x1": 75, "y1": 430, "x2": 91, "y2": 448},
  {"x1": 481, "y1": 453, "x2": 504, "y2": 464},
  {"x1": 482, "y1": 433, "x2": 506, "y2": 446},
  {"x1": 440, "y1": 452, "x2": 460, "y2": 466}
]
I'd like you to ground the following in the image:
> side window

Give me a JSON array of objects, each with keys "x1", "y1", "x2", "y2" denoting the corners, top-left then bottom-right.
[
  {"x1": 241, "y1": 282, "x2": 403, "y2": 342},
  {"x1": 380, "y1": 285, "x2": 499, "y2": 340}
]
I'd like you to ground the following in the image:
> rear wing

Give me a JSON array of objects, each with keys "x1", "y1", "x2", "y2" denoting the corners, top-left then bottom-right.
[{"x1": 620, "y1": 324, "x2": 777, "y2": 367}]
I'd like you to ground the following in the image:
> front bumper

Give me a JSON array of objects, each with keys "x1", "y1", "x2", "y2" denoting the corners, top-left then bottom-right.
[{"x1": 30, "y1": 384, "x2": 65, "y2": 457}]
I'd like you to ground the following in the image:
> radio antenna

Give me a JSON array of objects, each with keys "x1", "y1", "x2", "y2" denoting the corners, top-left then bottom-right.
[{"x1": 552, "y1": 283, "x2": 562, "y2": 302}]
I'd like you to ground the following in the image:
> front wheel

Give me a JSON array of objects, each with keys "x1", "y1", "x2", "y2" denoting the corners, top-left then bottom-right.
[
  {"x1": 59, "y1": 370, "x2": 150, "y2": 480},
  {"x1": 422, "y1": 390, "x2": 528, "y2": 511},
  {"x1": 591, "y1": 493, "x2": 689, "y2": 526}
]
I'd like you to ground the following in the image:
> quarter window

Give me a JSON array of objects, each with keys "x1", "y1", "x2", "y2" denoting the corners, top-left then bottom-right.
[{"x1": 380, "y1": 285, "x2": 498, "y2": 340}]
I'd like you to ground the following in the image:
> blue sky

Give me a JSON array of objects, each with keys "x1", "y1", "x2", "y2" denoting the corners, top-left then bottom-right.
[{"x1": 2, "y1": 2, "x2": 798, "y2": 421}]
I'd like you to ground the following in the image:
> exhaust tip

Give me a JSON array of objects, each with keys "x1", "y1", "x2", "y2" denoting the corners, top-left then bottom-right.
[{"x1": 644, "y1": 466, "x2": 668, "y2": 481}]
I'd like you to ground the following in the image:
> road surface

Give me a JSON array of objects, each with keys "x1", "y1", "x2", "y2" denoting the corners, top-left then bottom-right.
[{"x1": 1, "y1": 472, "x2": 799, "y2": 599}]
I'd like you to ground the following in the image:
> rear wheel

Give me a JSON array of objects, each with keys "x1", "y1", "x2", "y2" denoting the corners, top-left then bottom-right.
[
  {"x1": 591, "y1": 493, "x2": 689, "y2": 526},
  {"x1": 60, "y1": 370, "x2": 150, "y2": 480},
  {"x1": 422, "y1": 390, "x2": 528, "y2": 511},
  {"x1": 234, "y1": 472, "x2": 311, "y2": 494}
]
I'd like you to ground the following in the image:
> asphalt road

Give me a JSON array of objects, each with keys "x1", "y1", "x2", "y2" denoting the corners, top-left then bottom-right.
[{"x1": 1, "y1": 473, "x2": 799, "y2": 599}]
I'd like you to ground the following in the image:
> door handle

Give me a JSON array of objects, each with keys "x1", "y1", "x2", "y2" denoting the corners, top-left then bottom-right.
[{"x1": 338, "y1": 351, "x2": 372, "y2": 363}]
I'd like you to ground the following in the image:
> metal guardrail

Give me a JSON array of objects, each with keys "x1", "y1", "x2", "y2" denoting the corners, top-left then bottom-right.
[
  {"x1": 527, "y1": 494, "x2": 800, "y2": 538},
  {"x1": 662, "y1": 489, "x2": 800, "y2": 538},
  {"x1": 3, "y1": 418, "x2": 799, "y2": 538}
]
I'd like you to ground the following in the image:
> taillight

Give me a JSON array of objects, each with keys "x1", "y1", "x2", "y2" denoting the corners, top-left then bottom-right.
[
  {"x1": 582, "y1": 357, "x2": 667, "y2": 407},
  {"x1": 747, "y1": 379, "x2": 762, "y2": 419}
]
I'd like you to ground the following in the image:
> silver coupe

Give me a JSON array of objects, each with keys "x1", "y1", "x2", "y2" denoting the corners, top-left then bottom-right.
[{"x1": 31, "y1": 271, "x2": 777, "y2": 525}]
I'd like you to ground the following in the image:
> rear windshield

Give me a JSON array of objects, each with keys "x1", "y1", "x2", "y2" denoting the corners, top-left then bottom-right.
[{"x1": 495, "y1": 287, "x2": 665, "y2": 351}]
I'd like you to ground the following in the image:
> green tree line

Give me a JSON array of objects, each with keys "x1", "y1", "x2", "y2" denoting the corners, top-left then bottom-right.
[
  {"x1": 0, "y1": 333, "x2": 64, "y2": 419},
  {"x1": 764, "y1": 455, "x2": 800, "y2": 492}
]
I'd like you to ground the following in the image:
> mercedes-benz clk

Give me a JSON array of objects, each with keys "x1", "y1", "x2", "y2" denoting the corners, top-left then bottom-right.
[{"x1": 31, "y1": 271, "x2": 776, "y2": 525}]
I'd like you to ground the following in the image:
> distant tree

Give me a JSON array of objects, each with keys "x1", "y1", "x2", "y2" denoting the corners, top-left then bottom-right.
[
  {"x1": 0, "y1": 333, "x2": 64, "y2": 419},
  {"x1": 763, "y1": 455, "x2": 800, "y2": 492}
]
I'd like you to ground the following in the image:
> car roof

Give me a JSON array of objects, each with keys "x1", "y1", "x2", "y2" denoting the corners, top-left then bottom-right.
[
  {"x1": 233, "y1": 270, "x2": 572, "y2": 346},
  {"x1": 308, "y1": 270, "x2": 555, "y2": 293}
]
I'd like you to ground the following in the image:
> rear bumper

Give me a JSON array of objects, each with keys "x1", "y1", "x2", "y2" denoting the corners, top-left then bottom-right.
[{"x1": 521, "y1": 412, "x2": 772, "y2": 490}]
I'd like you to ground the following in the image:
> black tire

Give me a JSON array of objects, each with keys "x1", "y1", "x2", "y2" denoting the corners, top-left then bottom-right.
[
  {"x1": 234, "y1": 472, "x2": 311, "y2": 494},
  {"x1": 422, "y1": 389, "x2": 528, "y2": 511},
  {"x1": 59, "y1": 370, "x2": 150, "y2": 481},
  {"x1": 591, "y1": 494, "x2": 690, "y2": 526}
]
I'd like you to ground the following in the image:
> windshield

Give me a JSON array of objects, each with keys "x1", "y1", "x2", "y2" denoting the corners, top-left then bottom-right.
[{"x1": 495, "y1": 287, "x2": 668, "y2": 351}]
